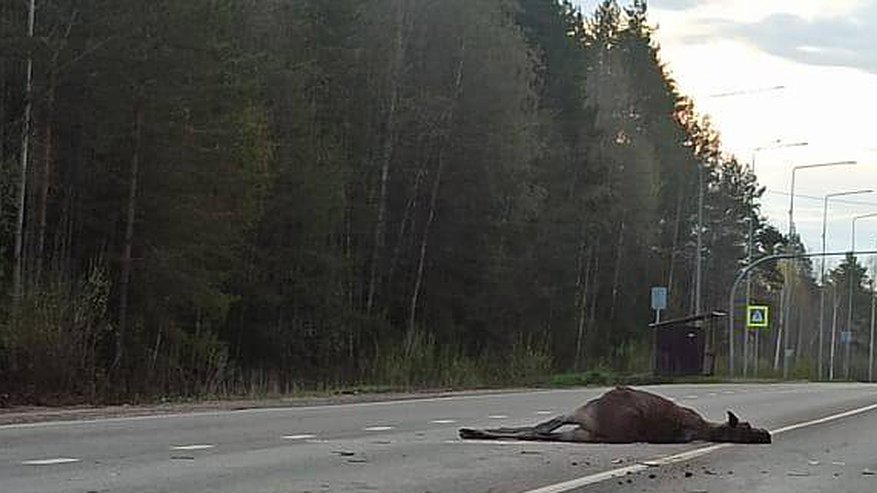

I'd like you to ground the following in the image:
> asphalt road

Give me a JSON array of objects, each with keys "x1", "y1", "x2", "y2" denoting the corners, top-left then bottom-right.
[{"x1": 2, "y1": 383, "x2": 877, "y2": 493}]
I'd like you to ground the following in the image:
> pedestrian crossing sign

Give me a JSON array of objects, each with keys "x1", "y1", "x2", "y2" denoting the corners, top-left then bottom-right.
[{"x1": 746, "y1": 305, "x2": 769, "y2": 329}]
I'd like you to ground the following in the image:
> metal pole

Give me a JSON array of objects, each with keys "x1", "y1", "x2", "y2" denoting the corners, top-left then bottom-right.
[
  {"x1": 871, "y1": 239, "x2": 877, "y2": 382},
  {"x1": 869, "y1": 275, "x2": 875, "y2": 383},
  {"x1": 695, "y1": 162, "x2": 704, "y2": 317},
  {"x1": 744, "y1": 216, "x2": 752, "y2": 377},
  {"x1": 849, "y1": 214, "x2": 877, "y2": 379},
  {"x1": 831, "y1": 283, "x2": 838, "y2": 380},
  {"x1": 819, "y1": 196, "x2": 829, "y2": 379},
  {"x1": 782, "y1": 168, "x2": 798, "y2": 377},
  {"x1": 785, "y1": 162, "x2": 857, "y2": 376},
  {"x1": 818, "y1": 190, "x2": 873, "y2": 379},
  {"x1": 848, "y1": 220, "x2": 856, "y2": 380},
  {"x1": 744, "y1": 151, "x2": 756, "y2": 378},
  {"x1": 743, "y1": 142, "x2": 808, "y2": 376}
]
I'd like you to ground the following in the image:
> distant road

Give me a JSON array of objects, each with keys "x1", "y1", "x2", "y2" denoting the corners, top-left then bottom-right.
[{"x1": 2, "y1": 383, "x2": 877, "y2": 493}]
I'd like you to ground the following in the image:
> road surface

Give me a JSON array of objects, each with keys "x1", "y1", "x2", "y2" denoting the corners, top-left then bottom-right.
[{"x1": 2, "y1": 383, "x2": 877, "y2": 493}]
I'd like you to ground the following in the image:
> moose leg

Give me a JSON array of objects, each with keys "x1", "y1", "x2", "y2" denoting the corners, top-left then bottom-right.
[
  {"x1": 458, "y1": 425, "x2": 595, "y2": 442},
  {"x1": 459, "y1": 415, "x2": 579, "y2": 441}
]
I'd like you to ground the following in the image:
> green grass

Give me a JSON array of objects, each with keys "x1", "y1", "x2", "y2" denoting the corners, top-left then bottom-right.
[{"x1": 543, "y1": 370, "x2": 745, "y2": 388}]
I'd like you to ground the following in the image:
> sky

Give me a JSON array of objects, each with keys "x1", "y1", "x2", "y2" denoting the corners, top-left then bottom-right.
[{"x1": 574, "y1": 0, "x2": 877, "y2": 271}]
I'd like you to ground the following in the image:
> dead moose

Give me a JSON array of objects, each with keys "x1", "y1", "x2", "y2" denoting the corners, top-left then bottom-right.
[{"x1": 459, "y1": 386, "x2": 771, "y2": 444}]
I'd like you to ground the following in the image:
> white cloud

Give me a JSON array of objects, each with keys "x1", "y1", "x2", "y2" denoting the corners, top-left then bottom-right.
[{"x1": 572, "y1": 1, "x2": 877, "y2": 262}]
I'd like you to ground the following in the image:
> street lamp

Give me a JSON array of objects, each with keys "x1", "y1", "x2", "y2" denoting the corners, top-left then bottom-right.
[
  {"x1": 743, "y1": 141, "x2": 808, "y2": 378},
  {"x1": 789, "y1": 161, "x2": 858, "y2": 237},
  {"x1": 819, "y1": 190, "x2": 874, "y2": 380},
  {"x1": 846, "y1": 212, "x2": 877, "y2": 379},
  {"x1": 709, "y1": 85, "x2": 786, "y2": 98},
  {"x1": 782, "y1": 160, "x2": 858, "y2": 377}
]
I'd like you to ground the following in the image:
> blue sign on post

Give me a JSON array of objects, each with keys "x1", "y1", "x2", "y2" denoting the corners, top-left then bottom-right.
[
  {"x1": 651, "y1": 287, "x2": 667, "y2": 324},
  {"x1": 651, "y1": 287, "x2": 667, "y2": 311},
  {"x1": 841, "y1": 331, "x2": 853, "y2": 344}
]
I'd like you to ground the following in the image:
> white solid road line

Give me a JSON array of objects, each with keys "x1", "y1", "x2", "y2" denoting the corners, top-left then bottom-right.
[
  {"x1": 771, "y1": 402, "x2": 877, "y2": 434},
  {"x1": 21, "y1": 458, "x2": 80, "y2": 466},
  {"x1": 519, "y1": 400, "x2": 877, "y2": 493}
]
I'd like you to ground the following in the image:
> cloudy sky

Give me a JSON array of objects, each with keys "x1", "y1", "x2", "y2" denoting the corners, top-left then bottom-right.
[{"x1": 574, "y1": 0, "x2": 877, "y2": 269}]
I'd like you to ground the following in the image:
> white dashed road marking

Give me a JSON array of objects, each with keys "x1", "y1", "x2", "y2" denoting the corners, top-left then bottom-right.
[
  {"x1": 284, "y1": 434, "x2": 317, "y2": 440},
  {"x1": 170, "y1": 444, "x2": 214, "y2": 451},
  {"x1": 363, "y1": 426, "x2": 395, "y2": 432},
  {"x1": 488, "y1": 415, "x2": 508, "y2": 419},
  {"x1": 22, "y1": 458, "x2": 80, "y2": 466},
  {"x1": 430, "y1": 419, "x2": 457, "y2": 424},
  {"x1": 535, "y1": 411, "x2": 554, "y2": 415},
  {"x1": 684, "y1": 395, "x2": 699, "y2": 399}
]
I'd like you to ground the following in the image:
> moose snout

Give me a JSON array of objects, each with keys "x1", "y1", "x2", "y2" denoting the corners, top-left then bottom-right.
[{"x1": 753, "y1": 429, "x2": 772, "y2": 444}]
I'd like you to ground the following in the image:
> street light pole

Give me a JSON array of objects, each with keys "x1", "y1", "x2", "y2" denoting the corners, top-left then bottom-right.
[
  {"x1": 819, "y1": 190, "x2": 873, "y2": 380},
  {"x1": 744, "y1": 141, "x2": 808, "y2": 378},
  {"x1": 870, "y1": 238, "x2": 876, "y2": 383},
  {"x1": 782, "y1": 161, "x2": 858, "y2": 376},
  {"x1": 848, "y1": 213, "x2": 877, "y2": 379},
  {"x1": 695, "y1": 161, "x2": 704, "y2": 317}
]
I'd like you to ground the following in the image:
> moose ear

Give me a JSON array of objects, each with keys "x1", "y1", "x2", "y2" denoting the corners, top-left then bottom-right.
[{"x1": 727, "y1": 411, "x2": 739, "y2": 428}]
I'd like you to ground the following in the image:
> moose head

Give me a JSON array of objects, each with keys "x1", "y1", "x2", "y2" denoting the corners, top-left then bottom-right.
[{"x1": 709, "y1": 411, "x2": 772, "y2": 443}]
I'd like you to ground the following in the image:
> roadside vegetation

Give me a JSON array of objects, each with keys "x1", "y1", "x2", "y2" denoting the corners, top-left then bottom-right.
[{"x1": 1, "y1": 0, "x2": 873, "y2": 405}]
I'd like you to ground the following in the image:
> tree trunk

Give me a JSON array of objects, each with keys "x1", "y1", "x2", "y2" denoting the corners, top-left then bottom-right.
[
  {"x1": 387, "y1": 163, "x2": 426, "y2": 287},
  {"x1": 0, "y1": 49, "x2": 5, "y2": 234},
  {"x1": 667, "y1": 185, "x2": 683, "y2": 307},
  {"x1": 114, "y1": 100, "x2": 144, "y2": 370},
  {"x1": 366, "y1": 0, "x2": 407, "y2": 314},
  {"x1": 609, "y1": 219, "x2": 625, "y2": 320},
  {"x1": 35, "y1": 74, "x2": 56, "y2": 283},
  {"x1": 575, "y1": 244, "x2": 594, "y2": 371},
  {"x1": 407, "y1": 39, "x2": 466, "y2": 348},
  {"x1": 35, "y1": 12, "x2": 75, "y2": 283},
  {"x1": 12, "y1": 0, "x2": 36, "y2": 303}
]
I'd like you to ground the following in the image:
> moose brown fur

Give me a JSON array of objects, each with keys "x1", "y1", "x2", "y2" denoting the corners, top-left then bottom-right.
[{"x1": 459, "y1": 386, "x2": 771, "y2": 444}]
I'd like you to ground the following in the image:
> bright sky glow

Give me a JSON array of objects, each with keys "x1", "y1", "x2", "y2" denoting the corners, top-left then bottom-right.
[{"x1": 575, "y1": 0, "x2": 877, "y2": 268}]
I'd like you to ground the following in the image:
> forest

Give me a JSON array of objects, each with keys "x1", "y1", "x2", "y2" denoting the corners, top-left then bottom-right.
[{"x1": 1, "y1": 0, "x2": 874, "y2": 404}]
